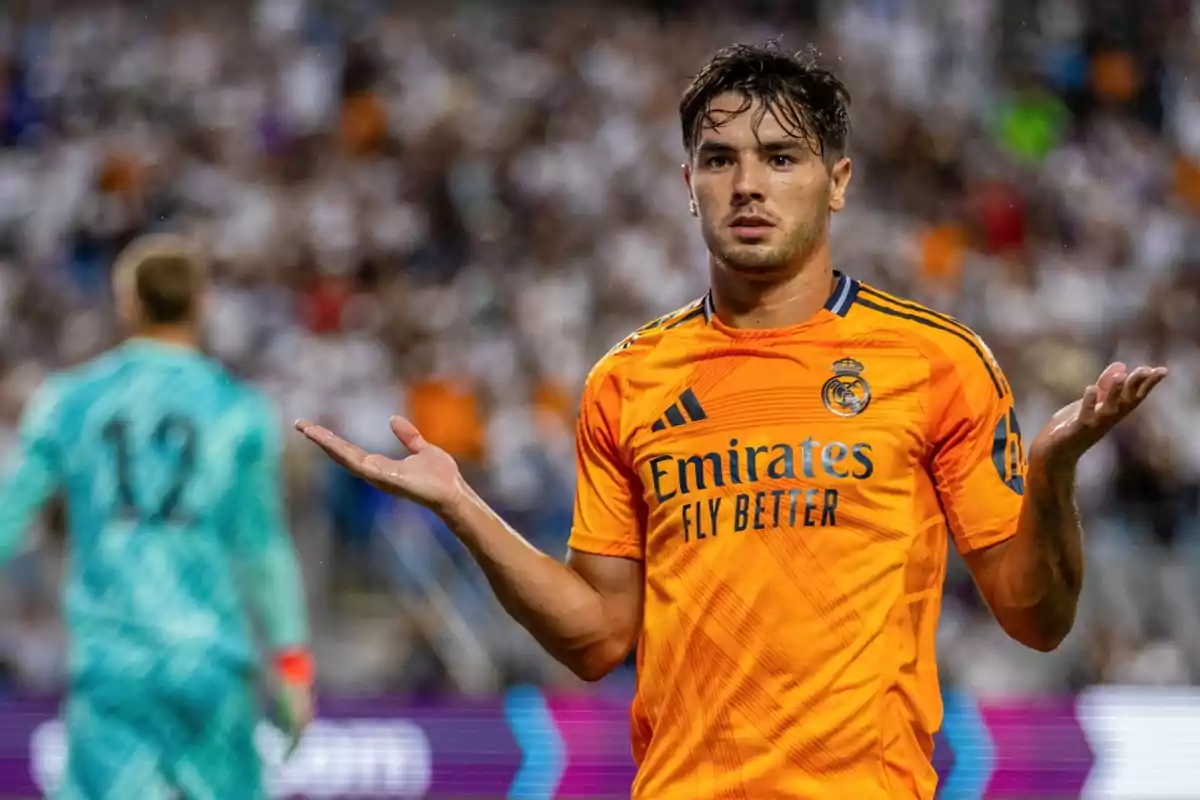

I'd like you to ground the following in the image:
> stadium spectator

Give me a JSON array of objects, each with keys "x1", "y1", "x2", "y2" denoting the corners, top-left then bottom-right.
[{"x1": 0, "y1": 0, "x2": 1196, "y2": 694}]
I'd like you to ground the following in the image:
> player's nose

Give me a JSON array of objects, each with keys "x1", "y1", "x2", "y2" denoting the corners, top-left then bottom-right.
[{"x1": 731, "y1": 163, "x2": 766, "y2": 206}]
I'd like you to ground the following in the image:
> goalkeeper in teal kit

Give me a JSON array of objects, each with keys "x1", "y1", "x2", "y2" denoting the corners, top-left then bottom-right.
[{"x1": 0, "y1": 236, "x2": 313, "y2": 799}]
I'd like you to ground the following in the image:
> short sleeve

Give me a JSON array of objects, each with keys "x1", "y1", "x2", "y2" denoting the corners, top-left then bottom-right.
[
  {"x1": 567, "y1": 368, "x2": 645, "y2": 561},
  {"x1": 929, "y1": 342, "x2": 1026, "y2": 555}
]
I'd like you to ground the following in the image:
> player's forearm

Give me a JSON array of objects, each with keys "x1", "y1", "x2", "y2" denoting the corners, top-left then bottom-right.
[
  {"x1": 992, "y1": 457, "x2": 1084, "y2": 651},
  {"x1": 440, "y1": 483, "x2": 626, "y2": 680}
]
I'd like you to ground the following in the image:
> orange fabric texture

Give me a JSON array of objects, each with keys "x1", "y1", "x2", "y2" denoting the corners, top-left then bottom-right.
[{"x1": 569, "y1": 276, "x2": 1026, "y2": 799}]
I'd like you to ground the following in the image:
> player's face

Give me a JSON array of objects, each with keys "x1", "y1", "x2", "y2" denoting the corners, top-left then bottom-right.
[{"x1": 684, "y1": 92, "x2": 851, "y2": 280}]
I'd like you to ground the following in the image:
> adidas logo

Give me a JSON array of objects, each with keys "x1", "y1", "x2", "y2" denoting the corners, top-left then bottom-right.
[{"x1": 651, "y1": 388, "x2": 707, "y2": 431}]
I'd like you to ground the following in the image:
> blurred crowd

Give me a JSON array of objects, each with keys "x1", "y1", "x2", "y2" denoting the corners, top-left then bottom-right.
[{"x1": 0, "y1": 0, "x2": 1197, "y2": 698}]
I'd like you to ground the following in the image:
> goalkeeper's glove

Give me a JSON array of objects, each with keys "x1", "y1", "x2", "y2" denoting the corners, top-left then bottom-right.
[{"x1": 273, "y1": 648, "x2": 315, "y2": 760}]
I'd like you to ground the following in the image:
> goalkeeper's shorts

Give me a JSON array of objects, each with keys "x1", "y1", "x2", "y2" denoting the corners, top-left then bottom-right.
[{"x1": 54, "y1": 672, "x2": 265, "y2": 800}]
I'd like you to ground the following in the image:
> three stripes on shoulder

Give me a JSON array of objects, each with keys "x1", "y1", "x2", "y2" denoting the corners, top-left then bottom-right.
[{"x1": 651, "y1": 388, "x2": 707, "y2": 432}]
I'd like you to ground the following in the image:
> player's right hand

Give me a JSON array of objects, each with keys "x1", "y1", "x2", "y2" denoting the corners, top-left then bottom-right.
[{"x1": 294, "y1": 416, "x2": 465, "y2": 514}]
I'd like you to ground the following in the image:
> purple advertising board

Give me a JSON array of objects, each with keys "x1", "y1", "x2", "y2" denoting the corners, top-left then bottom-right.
[
  {"x1": 0, "y1": 690, "x2": 1119, "y2": 799},
  {"x1": 979, "y1": 698, "x2": 1092, "y2": 798},
  {"x1": 0, "y1": 692, "x2": 638, "y2": 798}
]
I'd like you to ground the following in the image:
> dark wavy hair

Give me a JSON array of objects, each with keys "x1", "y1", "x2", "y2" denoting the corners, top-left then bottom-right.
[{"x1": 679, "y1": 42, "x2": 851, "y2": 166}]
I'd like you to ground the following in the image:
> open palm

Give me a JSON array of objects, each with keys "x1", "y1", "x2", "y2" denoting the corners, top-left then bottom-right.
[
  {"x1": 294, "y1": 416, "x2": 464, "y2": 512},
  {"x1": 1031, "y1": 362, "x2": 1169, "y2": 467}
]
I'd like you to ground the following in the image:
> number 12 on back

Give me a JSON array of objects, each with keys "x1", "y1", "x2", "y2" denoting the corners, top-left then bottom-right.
[{"x1": 102, "y1": 415, "x2": 199, "y2": 525}]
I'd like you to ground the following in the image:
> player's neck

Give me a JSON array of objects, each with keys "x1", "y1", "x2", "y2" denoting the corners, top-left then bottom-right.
[
  {"x1": 709, "y1": 247, "x2": 836, "y2": 331},
  {"x1": 128, "y1": 325, "x2": 200, "y2": 351}
]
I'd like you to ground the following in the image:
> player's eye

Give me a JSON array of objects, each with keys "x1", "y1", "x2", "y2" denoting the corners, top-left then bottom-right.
[
  {"x1": 705, "y1": 155, "x2": 732, "y2": 168},
  {"x1": 769, "y1": 154, "x2": 796, "y2": 167}
]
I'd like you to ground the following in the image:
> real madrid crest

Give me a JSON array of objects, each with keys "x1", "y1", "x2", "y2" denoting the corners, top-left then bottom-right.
[{"x1": 821, "y1": 358, "x2": 871, "y2": 418}]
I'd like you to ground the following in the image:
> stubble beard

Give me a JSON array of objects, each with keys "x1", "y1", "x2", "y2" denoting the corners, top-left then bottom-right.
[{"x1": 707, "y1": 215, "x2": 828, "y2": 281}]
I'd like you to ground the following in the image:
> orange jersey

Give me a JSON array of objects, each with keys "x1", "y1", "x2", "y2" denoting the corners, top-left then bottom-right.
[{"x1": 568, "y1": 272, "x2": 1027, "y2": 800}]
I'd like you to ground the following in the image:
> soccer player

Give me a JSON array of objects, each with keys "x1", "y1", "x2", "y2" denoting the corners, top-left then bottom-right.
[
  {"x1": 0, "y1": 235, "x2": 313, "y2": 799},
  {"x1": 296, "y1": 44, "x2": 1168, "y2": 799}
]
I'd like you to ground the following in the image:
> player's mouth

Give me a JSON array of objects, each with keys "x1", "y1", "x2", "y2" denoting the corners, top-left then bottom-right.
[{"x1": 728, "y1": 215, "x2": 775, "y2": 238}]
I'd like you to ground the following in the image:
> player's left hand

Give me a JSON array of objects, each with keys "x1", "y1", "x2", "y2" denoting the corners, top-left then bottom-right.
[
  {"x1": 277, "y1": 680, "x2": 314, "y2": 759},
  {"x1": 1030, "y1": 362, "x2": 1169, "y2": 469}
]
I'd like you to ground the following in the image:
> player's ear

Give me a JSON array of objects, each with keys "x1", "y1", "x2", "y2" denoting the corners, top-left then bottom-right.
[
  {"x1": 828, "y1": 156, "x2": 852, "y2": 213},
  {"x1": 682, "y1": 163, "x2": 699, "y2": 217},
  {"x1": 112, "y1": 275, "x2": 139, "y2": 329}
]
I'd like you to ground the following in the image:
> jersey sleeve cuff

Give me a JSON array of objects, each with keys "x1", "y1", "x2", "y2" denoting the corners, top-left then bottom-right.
[
  {"x1": 567, "y1": 529, "x2": 644, "y2": 561},
  {"x1": 952, "y1": 524, "x2": 1017, "y2": 554},
  {"x1": 274, "y1": 647, "x2": 314, "y2": 686}
]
